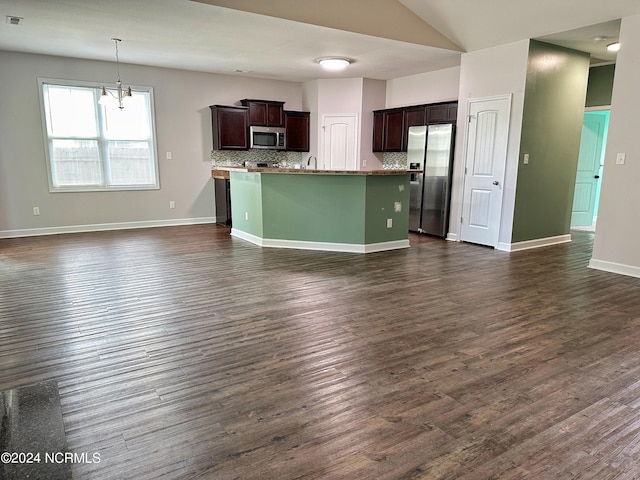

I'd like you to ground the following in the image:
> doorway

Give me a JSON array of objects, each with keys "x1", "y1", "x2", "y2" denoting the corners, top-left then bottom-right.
[
  {"x1": 321, "y1": 114, "x2": 358, "y2": 170},
  {"x1": 460, "y1": 95, "x2": 512, "y2": 247},
  {"x1": 571, "y1": 109, "x2": 609, "y2": 231}
]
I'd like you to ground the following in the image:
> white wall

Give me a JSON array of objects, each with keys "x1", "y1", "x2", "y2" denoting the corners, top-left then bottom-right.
[
  {"x1": 303, "y1": 77, "x2": 386, "y2": 170},
  {"x1": 360, "y1": 78, "x2": 386, "y2": 169},
  {"x1": 0, "y1": 51, "x2": 302, "y2": 236},
  {"x1": 385, "y1": 66, "x2": 461, "y2": 108},
  {"x1": 590, "y1": 14, "x2": 640, "y2": 277},
  {"x1": 448, "y1": 40, "x2": 529, "y2": 244}
]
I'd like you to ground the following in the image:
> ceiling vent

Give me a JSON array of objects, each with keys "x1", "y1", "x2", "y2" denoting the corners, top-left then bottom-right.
[{"x1": 6, "y1": 16, "x2": 23, "y2": 26}]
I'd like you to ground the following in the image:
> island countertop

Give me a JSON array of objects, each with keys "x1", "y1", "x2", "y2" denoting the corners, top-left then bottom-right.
[{"x1": 211, "y1": 167, "x2": 418, "y2": 179}]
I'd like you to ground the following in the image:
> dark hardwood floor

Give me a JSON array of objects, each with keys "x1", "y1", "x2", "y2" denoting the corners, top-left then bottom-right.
[{"x1": 2, "y1": 225, "x2": 640, "y2": 479}]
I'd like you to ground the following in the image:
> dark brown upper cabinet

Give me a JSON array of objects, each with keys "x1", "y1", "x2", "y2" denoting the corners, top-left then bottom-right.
[
  {"x1": 240, "y1": 99, "x2": 285, "y2": 127},
  {"x1": 373, "y1": 109, "x2": 405, "y2": 152},
  {"x1": 427, "y1": 103, "x2": 458, "y2": 124},
  {"x1": 210, "y1": 105, "x2": 248, "y2": 150},
  {"x1": 373, "y1": 111, "x2": 385, "y2": 152},
  {"x1": 284, "y1": 111, "x2": 310, "y2": 152},
  {"x1": 403, "y1": 106, "x2": 427, "y2": 152},
  {"x1": 373, "y1": 101, "x2": 457, "y2": 152}
]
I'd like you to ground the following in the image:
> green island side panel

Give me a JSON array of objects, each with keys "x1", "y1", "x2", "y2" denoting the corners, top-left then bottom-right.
[
  {"x1": 229, "y1": 171, "x2": 263, "y2": 237},
  {"x1": 364, "y1": 175, "x2": 410, "y2": 244},
  {"x1": 260, "y1": 173, "x2": 367, "y2": 244}
]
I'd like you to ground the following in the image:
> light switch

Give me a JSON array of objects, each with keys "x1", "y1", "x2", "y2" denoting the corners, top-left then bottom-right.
[
  {"x1": 523, "y1": 153, "x2": 529, "y2": 165},
  {"x1": 616, "y1": 153, "x2": 626, "y2": 165}
]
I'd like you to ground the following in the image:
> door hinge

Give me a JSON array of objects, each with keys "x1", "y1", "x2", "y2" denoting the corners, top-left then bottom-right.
[{"x1": 461, "y1": 216, "x2": 464, "y2": 224}]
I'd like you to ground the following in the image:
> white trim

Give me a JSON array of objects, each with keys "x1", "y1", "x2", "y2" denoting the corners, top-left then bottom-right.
[
  {"x1": 446, "y1": 232, "x2": 458, "y2": 242},
  {"x1": 231, "y1": 228, "x2": 410, "y2": 253},
  {"x1": 498, "y1": 234, "x2": 572, "y2": 252},
  {"x1": 0, "y1": 217, "x2": 215, "y2": 239},
  {"x1": 588, "y1": 259, "x2": 640, "y2": 279}
]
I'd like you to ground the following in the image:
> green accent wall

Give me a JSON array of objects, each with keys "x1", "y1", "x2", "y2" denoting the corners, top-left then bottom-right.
[
  {"x1": 511, "y1": 40, "x2": 590, "y2": 243},
  {"x1": 229, "y1": 171, "x2": 410, "y2": 246},
  {"x1": 585, "y1": 64, "x2": 615, "y2": 107}
]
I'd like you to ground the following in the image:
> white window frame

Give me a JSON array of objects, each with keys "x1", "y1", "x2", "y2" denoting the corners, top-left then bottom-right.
[{"x1": 38, "y1": 77, "x2": 160, "y2": 192}]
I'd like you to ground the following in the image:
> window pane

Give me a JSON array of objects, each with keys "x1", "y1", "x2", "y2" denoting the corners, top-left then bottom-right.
[
  {"x1": 102, "y1": 91, "x2": 151, "y2": 140},
  {"x1": 50, "y1": 139, "x2": 103, "y2": 187},
  {"x1": 107, "y1": 141, "x2": 155, "y2": 185},
  {"x1": 45, "y1": 85, "x2": 98, "y2": 137}
]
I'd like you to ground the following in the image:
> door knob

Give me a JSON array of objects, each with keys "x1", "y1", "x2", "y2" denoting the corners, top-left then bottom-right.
[
  {"x1": 493, "y1": 180, "x2": 499, "y2": 185},
  {"x1": 594, "y1": 175, "x2": 600, "y2": 179}
]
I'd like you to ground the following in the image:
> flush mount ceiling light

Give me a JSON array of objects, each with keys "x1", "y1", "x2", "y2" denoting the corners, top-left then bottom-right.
[
  {"x1": 316, "y1": 57, "x2": 352, "y2": 71},
  {"x1": 607, "y1": 42, "x2": 621, "y2": 52},
  {"x1": 99, "y1": 38, "x2": 132, "y2": 110}
]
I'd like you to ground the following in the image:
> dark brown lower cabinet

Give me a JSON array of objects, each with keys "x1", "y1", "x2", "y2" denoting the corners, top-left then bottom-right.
[{"x1": 214, "y1": 177, "x2": 231, "y2": 226}]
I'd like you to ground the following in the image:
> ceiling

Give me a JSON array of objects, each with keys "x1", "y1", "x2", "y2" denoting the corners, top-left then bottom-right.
[{"x1": 1, "y1": 0, "x2": 639, "y2": 82}]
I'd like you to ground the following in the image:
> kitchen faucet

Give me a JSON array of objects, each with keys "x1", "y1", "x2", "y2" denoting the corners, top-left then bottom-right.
[{"x1": 307, "y1": 155, "x2": 317, "y2": 170}]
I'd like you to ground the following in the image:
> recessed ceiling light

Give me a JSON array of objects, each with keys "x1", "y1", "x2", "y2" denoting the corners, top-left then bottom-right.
[
  {"x1": 607, "y1": 42, "x2": 621, "y2": 52},
  {"x1": 316, "y1": 57, "x2": 352, "y2": 71}
]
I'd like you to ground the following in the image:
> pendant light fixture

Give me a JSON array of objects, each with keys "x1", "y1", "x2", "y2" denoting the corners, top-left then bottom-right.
[{"x1": 99, "y1": 37, "x2": 132, "y2": 110}]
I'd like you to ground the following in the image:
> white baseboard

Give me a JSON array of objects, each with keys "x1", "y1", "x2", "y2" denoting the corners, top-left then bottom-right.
[
  {"x1": 446, "y1": 233, "x2": 458, "y2": 242},
  {"x1": 231, "y1": 228, "x2": 410, "y2": 253},
  {"x1": 0, "y1": 217, "x2": 216, "y2": 239},
  {"x1": 499, "y1": 234, "x2": 572, "y2": 252},
  {"x1": 588, "y1": 259, "x2": 640, "y2": 279}
]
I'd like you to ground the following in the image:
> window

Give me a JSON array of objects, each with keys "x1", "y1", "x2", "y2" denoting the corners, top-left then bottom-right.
[{"x1": 39, "y1": 79, "x2": 159, "y2": 191}]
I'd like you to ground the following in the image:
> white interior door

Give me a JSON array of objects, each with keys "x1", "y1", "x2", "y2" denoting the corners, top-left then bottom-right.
[
  {"x1": 460, "y1": 96, "x2": 511, "y2": 247},
  {"x1": 322, "y1": 115, "x2": 357, "y2": 170},
  {"x1": 571, "y1": 111, "x2": 608, "y2": 227}
]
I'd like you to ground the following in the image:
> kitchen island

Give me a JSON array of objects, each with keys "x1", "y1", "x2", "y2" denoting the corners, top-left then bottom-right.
[{"x1": 212, "y1": 167, "x2": 412, "y2": 253}]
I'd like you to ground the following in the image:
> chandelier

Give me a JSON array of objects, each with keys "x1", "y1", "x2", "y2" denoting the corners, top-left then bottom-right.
[{"x1": 99, "y1": 38, "x2": 132, "y2": 110}]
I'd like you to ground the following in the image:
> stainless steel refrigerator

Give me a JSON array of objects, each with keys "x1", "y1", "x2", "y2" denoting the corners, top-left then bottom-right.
[{"x1": 407, "y1": 124, "x2": 455, "y2": 237}]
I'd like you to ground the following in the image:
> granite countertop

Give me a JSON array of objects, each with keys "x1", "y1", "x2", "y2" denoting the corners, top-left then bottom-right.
[{"x1": 212, "y1": 167, "x2": 418, "y2": 178}]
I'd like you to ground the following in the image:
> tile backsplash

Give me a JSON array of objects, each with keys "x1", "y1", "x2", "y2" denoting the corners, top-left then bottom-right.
[
  {"x1": 382, "y1": 152, "x2": 408, "y2": 169},
  {"x1": 211, "y1": 150, "x2": 306, "y2": 167}
]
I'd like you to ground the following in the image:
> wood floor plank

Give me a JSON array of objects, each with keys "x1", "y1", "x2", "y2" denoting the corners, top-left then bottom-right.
[{"x1": 3, "y1": 226, "x2": 640, "y2": 479}]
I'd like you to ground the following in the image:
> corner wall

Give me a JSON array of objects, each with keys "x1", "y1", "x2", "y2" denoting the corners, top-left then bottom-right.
[
  {"x1": 511, "y1": 41, "x2": 590, "y2": 243},
  {"x1": 591, "y1": 14, "x2": 640, "y2": 277},
  {"x1": 449, "y1": 40, "x2": 529, "y2": 244}
]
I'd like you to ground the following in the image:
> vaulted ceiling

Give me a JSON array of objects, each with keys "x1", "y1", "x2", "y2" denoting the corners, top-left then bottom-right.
[{"x1": 1, "y1": 0, "x2": 639, "y2": 82}]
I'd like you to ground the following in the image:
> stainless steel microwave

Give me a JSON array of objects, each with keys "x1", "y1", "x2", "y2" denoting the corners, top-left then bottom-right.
[{"x1": 249, "y1": 126, "x2": 286, "y2": 150}]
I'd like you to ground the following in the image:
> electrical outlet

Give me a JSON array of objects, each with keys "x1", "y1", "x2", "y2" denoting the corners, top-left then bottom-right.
[
  {"x1": 245, "y1": 211, "x2": 249, "y2": 220},
  {"x1": 523, "y1": 153, "x2": 529, "y2": 164},
  {"x1": 169, "y1": 201, "x2": 175, "y2": 209},
  {"x1": 386, "y1": 218, "x2": 393, "y2": 228},
  {"x1": 33, "y1": 206, "x2": 40, "y2": 216},
  {"x1": 166, "y1": 151, "x2": 172, "y2": 160},
  {"x1": 394, "y1": 202, "x2": 402, "y2": 213}
]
